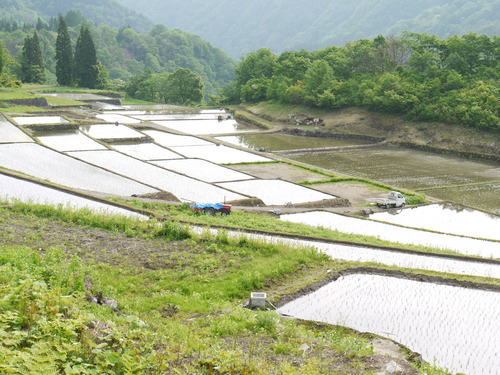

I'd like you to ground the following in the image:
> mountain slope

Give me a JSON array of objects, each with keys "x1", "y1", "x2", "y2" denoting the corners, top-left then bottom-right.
[
  {"x1": 115, "y1": 0, "x2": 500, "y2": 57},
  {"x1": 0, "y1": 0, "x2": 152, "y2": 32}
]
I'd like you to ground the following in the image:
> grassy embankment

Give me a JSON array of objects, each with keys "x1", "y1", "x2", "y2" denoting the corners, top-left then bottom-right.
[{"x1": 0, "y1": 201, "x2": 462, "y2": 374}]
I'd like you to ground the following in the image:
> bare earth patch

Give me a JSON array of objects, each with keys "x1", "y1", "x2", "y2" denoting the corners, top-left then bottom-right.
[{"x1": 230, "y1": 162, "x2": 327, "y2": 183}]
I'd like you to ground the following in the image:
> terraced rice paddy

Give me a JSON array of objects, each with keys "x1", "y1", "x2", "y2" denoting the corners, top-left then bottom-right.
[
  {"x1": 80, "y1": 124, "x2": 146, "y2": 140},
  {"x1": 0, "y1": 173, "x2": 146, "y2": 219},
  {"x1": 0, "y1": 117, "x2": 33, "y2": 143},
  {"x1": 218, "y1": 180, "x2": 334, "y2": 205},
  {"x1": 36, "y1": 131, "x2": 107, "y2": 152},
  {"x1": 152, "y1": 119, "x2": 255, "y2": 135},
  {"x1": 151, "y1": 159, "x2": 254, "y2": 183},
  {"x1": 0, "y1": 143, "x2": 156, "y2": 196},
  {"x1": 134, "y1": 113, "x2": 222, "y2": 121},
  {"x1": 112, "y1": 143, "x2": 183, "y2": 160},
  {"x1": 216, "y1": 134, "x2": 373, "y2": 151},
  {"x1": 96, "y1": 114, "x2": 141, "y2": 124},
  {"x1": 143, "y1": 130, "x2": 212, "y2": 147},
  {"x1": 369, "y1": 203, "x2": 500, "y2": 241},
  {"x1": 170, "y1": 144, "x2": 271, "y2": 164},
  {"x1": 281, "y1": 211, "x2": 500, "y2": 258},
  {"x1": 12, "y1": 116, "x2": 69, "y2": 125},
  {"x1": 279, "y1": 274, "x2": 500, "y2": 375},
  {"x1": 67, "y1": 150, "x2": 246, "y2": 203}
]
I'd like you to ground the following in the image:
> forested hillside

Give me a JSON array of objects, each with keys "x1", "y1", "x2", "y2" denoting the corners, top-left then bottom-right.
[
  {"x1": 0, "y1": 0, "x2": 152, "y2": 32},
  {"x1": 225, "y1": 33, "x2": 499, "y2": 131},
  {"x1": 116, "y1": 0, "x2": 500, "y2": 57},
  {"x1": 0, "y1": 15, "x2": 235, "y2": 93}
]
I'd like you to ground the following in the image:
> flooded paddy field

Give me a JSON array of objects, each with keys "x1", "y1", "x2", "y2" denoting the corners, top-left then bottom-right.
[
  {"x1": 170, "y1": 144, "x2": 271, "y2": 164},
  {"x1": 218, "y1": 180, "x2": 335, "y2": 205},
  {"x1": 0, "y1": 173, "x2": 146, "y2": 219},
  {"x1": 152, "y1": 159, "x2": 254, "y2": 183},
  {"x1": 36, "y1": 130, "x2": 107, "y2": 152},
  {"x1": 12, "y1": 116, "x2": 69, "y2": 125},
  {"x1": 0, "y1": 143, "x2": 156, "y2": 196},
  {"x1": 370, "y1": 203, "x2": 500, "y2": 241},
  {"x1": 112, "y1": 143, "x2": 183, "y2": 161},
  {"x1": 67, "y1": 150, "x2": 246, "y2": 203},
  {"x1": 142, "y1": 130, "x2": 212, "y2": 147},
  {"x1": 0, "y1": 117, "x2": 32, "y2": 143},
  {"x1": 96, "y1": 114, "x2": 141, "y2": 124},
  {"x1": 217, "y1": 134, "x2": 373, "y2": 151},
  {"x1": 80, "y1": 124, "x2": 146, "y2": 141},
  {"x1": 279, "y1": 274, "x2": 500, "y2": 375},
  {"x1": 229, "y1": 162, "x2": 328, "y2": 183},
  {"x1": 290, "y1": 146, "x2": 500, "y2": 190},
  {"x1": 425, "y1": 183, "x2": 500, "y2": 215},
  {"x1": 134, "y1": 113, "x2": 223, "y2": 121},
  {"x1": 281, "y1": 211, "x2": 500, "y2": 258},
  {"x1": 152, "y1": 119, "x2": 257, "y2": 135}
]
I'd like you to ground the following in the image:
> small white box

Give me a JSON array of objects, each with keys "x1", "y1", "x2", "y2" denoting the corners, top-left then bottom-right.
[{"x1": 250, "y1": 292, "x2": 267, "y2": 308}]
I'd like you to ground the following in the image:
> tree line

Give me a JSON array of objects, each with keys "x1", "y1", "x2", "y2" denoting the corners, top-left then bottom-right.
[
  {"x1": 222, "y1": 33, "x2": 499, "y2": 131},
  {"x1": 19, "y1": 16, "x2": 106, "y2": 88}
]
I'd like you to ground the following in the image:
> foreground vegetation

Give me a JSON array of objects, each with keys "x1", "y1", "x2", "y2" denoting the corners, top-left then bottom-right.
[{"x1": 0, "y1": 202, "x2": 466, "y2": 374}]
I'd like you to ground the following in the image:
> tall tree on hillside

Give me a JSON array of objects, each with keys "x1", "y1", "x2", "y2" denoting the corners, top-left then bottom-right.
[
  {"x1": 74, "y1": 26, "x2": 97, "y2": 88},
  {"x1": 20, "y1": 31, "x2": 45, "y2": 83},
  {"x1": 56, "y1": 15, "x2": 74, "y2": 86}
]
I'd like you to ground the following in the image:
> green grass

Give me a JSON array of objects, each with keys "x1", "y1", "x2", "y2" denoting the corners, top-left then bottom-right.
[
  {"x1": 0, "y1": 105, "x2": 48, "y2": 113},
  {"x1": 121, "y1": 97, "x2": 156, "y2": 105},
  {"x1": 43, "y1": 95, "x2": 86, "y2": 106},
  {"x1": 0, "y1": 88, "x2": 37, "y2": 100}
]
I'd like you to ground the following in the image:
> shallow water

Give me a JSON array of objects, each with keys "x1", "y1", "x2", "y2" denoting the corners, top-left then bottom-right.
[
  {"x1": 291, "y1": 146, "x2": 500, "y2": 190},
  {"x1": 142, "y1": 130, "x2": 212, "y2": 147},
  {"x1": 80, "y1": 124, "x2": 146, "y2": 140},
  {"x1": 281, "y1": 211, "x2": 500, "y2": 258},
  {"x1": 135, "y1": 114, "x2": 223, "y2": 121},
  {"x1": 152, "y1": 159, "x2": 254, "y2": 183},
  {"x1": 0, "y1": 143, "x2": 156, "y2": 196},
  {"x1": 218, "y1": 180, "x2": 335, "y2": 205},
  {"x1": 217, "y1": 134, "x2": 372, "y2": 151},
  {"x1": 37, "y1": 131, "x2": 107, "y2": 152},
  {"x1": 369, "y1": 203, "x2": 500, "y2": 241},
  {"x1": 0, "y1": 173, "x2": 146, "y2": 219},
  {"x1": 170, "y1": 144, "x2": 271, "y2": 164},
  {"x1": 153, "y1": 119, "x2": 256, "y2": 135},
  {"x1": 0, "y1": 117, "x2": 32, "y2": 143},
  {"x1": 427, "y1": 183, "x2": 500, "y2": 215},
  {"x1": 12, "y1": 116, "x2": 69, "y2": 125},
  {"x1": 113, "y1": 143, "x2": 183, "y2": 160},
  {"x1": 68, "y1": 150, "x2": 246, "y2": 203},
  {"x1": 279, "y1": 274, "x2": 500, "y2": 375},
  {"x1": 96, "y1": 114, "x2": 141, "y2": 124}
]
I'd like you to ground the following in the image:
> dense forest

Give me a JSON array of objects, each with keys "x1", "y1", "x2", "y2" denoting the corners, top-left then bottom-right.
[
  {"x1": 223, "y1": 33, "x2": 499, "y2": 131},
  {"x1": 0, "y1": 12, "x2": 235, "y2": 93},
  {"x1": 117, "y1": 0, "x2": 500, "y2": 58},
  {"x1": 0, "y1": 0, "x2": 152, "y2": 32}
]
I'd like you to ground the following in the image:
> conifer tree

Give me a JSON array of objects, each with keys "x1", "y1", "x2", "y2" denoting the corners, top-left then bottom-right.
[
  {"x1": 56, "y1": 16, "x2": 73, "y2": 86},
  {"x1": 20, "y1": 31, "x2": 45, "y2": 83},
  {"x1": 74, "y1": 26, "x2": 97, "y2": 88}
]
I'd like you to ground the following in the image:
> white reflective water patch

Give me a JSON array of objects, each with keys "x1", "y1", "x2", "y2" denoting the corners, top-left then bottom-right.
[
  {"x1": 96, "y1": 114, "x2": 141, "y2": 124},
  {"x1": 12, "y1": 116, "x2": 69, "y2": 125},
  {"x1": 218, "y1": 180, "x2": 335, "y2": 205},
  {"x1": 0, "y1": 143, "x2": 156, "y2": 196},
  {"x1": 37, "y1": 131, "x2": 107, "y2": 152},
  {"x1": 170, "y1": 144, "x2": 271, "y2": 164},
  {"x1": 68, "y1": 150, "x2": 246, "y2": 203},
  {"x1": 279, "y1": 274, "x2": 500, "y2": 375},
  {"x1": 369, "y1": 203, "x2": 500, "y2": 241},
  {"x1": 80, "y1": 124, "x2": 146, "y2": 140},
  {"x1": 0, "y1": 117, "x2": 32, "y2": 143},
  {"x1": 113, "y1": 143, "x2": 182, "y2": 161},
  {"x1": 143, "y1": 130, "x2": 212, "y2": 147},
  {"x1": 152, "y1": 119, "x2": 252, "y2": 135},
  {"x1": 135, "y1": 114, "x2": 221, "y2": 121},
  {"x1": 0, "y1": 174, "x2": 146, "y2": 219},
  {"x1": 281, "y1": 211, "x2": 500, "y2": 259},
  {"x1": 200, "y1": 109, "x2": 227, "y2": 114},
  {"x1": 151, "y1": 159, "x2": 253, "y2": 183},
  {"x1": 106, "y1": 111, "x2": 147, "y2": 115}
]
